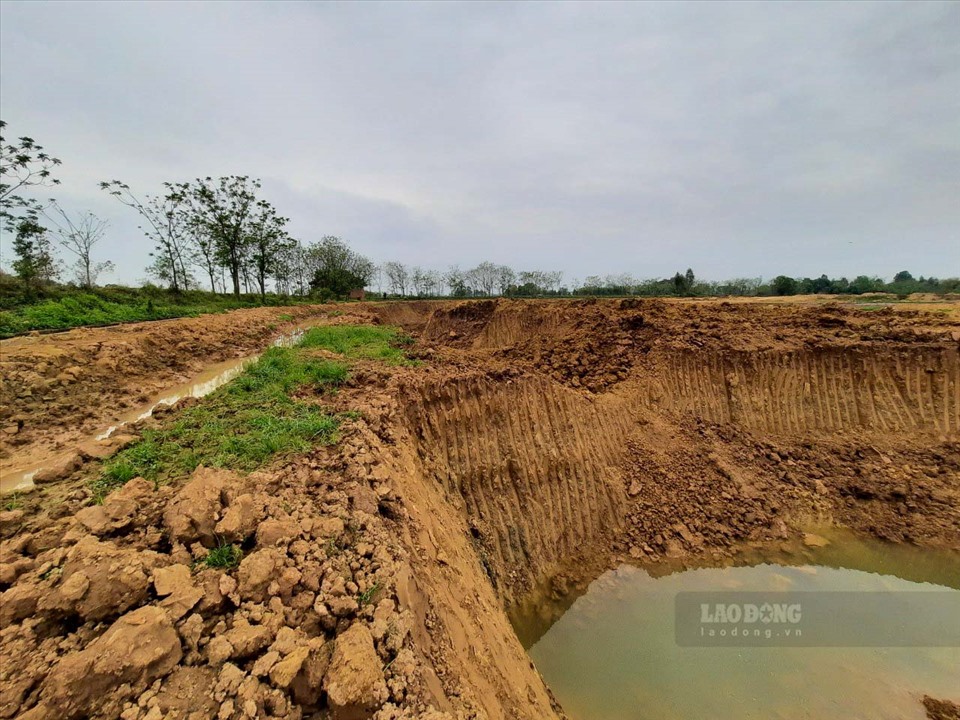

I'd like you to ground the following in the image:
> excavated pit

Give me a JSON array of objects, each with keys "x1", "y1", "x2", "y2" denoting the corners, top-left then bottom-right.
[
  {"x1": 2, "y1": 298, "x2": 958, "y2": 720},
  {"x1": 380, "y1": 299, "x2": 960, "y2": 719},
  {"x1": 395, "y1": 339, "x2": 959, "y2": 610}
]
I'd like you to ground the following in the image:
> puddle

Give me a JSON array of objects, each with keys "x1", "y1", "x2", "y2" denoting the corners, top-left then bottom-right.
[
  {"x1": 517, "y1": 529, "x2": 960, "y2": 720},
  {"x1": 93, "y1": 356, "x2": 255, "y2": 440},
  {"x1": 0, "y1": 330, "x2": 305, "y2": 494}
]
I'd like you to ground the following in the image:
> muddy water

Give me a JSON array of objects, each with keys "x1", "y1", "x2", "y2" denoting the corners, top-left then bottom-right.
[
  {"x1": 519, "y1": 529, "x2": 960, "y2": 720},
  {"x1": 0, "y1": 330, "x2": 305, "y2": 494}
]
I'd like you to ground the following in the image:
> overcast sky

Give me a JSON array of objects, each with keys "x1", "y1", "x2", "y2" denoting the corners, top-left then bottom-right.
[{"x1": 1, "y1": 0, "x2": 958, "y2": 286}]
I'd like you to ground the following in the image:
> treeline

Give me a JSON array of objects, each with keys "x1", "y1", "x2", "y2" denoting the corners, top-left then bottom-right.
[
  {"x1": 573, "y1": 269, "x2": 960, "y2": 298},
  {"x1": 372, "y1": 262, "x2": 565, "y2": 297},
  {"x1": 3, "y1": 121, "x2": 957, "y2": 305}
]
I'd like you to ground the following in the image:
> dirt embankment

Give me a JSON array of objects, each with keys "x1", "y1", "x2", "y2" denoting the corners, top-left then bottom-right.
[
  {"x1": 0, "y1": 303, "x2": 379, "y2": 484},
  {"x1": 1, "y1": 298, "x2": 959, "y2": 720}
]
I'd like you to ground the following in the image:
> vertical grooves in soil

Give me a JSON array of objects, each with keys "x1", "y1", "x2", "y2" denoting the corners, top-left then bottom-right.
[
  {"x1": 642, "y1": 347, "x2": 959, "y2": 435},
  {"x1": 402, "y1": 374, "x2": 633, "y2": 603}
]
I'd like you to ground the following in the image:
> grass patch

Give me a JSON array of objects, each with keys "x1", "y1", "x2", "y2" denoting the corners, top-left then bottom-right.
[
  {"x1": 198, "y1": 541, "x2": 243, "y2": 569},
  {"x1": 299, "y1": 325, "x2": 416, "y2": 365},
  {"x1": 0, "y1": 287, "x2": 313, "y2": 338},
  {"x1": 96, "y1": 345, "x2": 346, "y2": 499},
  {"x1": 93, "y1": 323, "x2": 414, "y2": 501}
]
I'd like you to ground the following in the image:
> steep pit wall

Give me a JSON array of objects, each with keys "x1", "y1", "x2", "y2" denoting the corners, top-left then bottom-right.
[
  {"x1": 399, "y1": 373, "x2": 635, "y2": 605},
  {"x1": 639, "y1": 345, "x2": 960, "y2": 437}
]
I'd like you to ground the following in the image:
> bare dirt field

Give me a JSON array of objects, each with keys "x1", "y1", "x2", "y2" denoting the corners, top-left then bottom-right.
[{"x1": 1, "y1": 297, "x2": 958, "y2": 719}]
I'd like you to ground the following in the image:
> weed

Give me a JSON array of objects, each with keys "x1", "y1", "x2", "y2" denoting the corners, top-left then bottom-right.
[
  {"x1": 325, "y1": 538, "x2": 342, "y2": 557},
  {"x1": 198, "y1": 541, "x2": 243, "y2": 569},
  {"x1": 359, "y1": 581, "x2": 382, "y2": 606},
  {"x1": 277, "y1": 313, "x2": 294, "y2": 322},
  {"x1": 2, "y1": 492, "x2": 23, "y2": 511}
]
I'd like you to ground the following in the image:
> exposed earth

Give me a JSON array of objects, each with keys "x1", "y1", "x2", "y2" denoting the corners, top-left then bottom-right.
[{"x1": 1, "y1": 297, "x2": 958, "y2": 719}]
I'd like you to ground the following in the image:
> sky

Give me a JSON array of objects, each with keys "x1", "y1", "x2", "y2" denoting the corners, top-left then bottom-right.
[{"x1": 1, "y1": 0, "x2": 958, "y2": 286}]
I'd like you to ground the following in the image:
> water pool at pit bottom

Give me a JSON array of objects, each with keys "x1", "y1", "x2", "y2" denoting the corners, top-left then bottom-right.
[{"x1": 514, "y1": 529, "x2": 960, "y2": 720}]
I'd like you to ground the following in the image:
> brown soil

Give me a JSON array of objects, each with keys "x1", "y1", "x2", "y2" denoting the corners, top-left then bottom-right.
[
  {"x1": 0, "y1": 303, "x2": 374, "y2": 486},
  {"x1": 1, "y1": 298, "x2": 958, "y2": 719}
]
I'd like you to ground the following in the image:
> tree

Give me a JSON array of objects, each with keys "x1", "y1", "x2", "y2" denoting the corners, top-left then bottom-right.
[
  {"x1": 383, "y1": 261, "x2": 409, "y2": 296},
  {"x1": 672, "y1": 272, "x2": 688, "y2": 295},
  {"x1": 0, "y1": 120, "x2": 61, "y2": 230},
  {"x1": 496, "y1": 265, "x2": 516, "y2": 295},
  {"x1": 684, "y1": 268, "x2": 695, "y2": 289},
  {"x1": 445, "y1": 266, "x2": 468, "y2": 297},
  {"x1": 308, "y1": 236, "x2": 374, "y2": 297},
  {"x1": 43, "y1": 201, "x2": 112, "y2": 289},
  {"x1": 11, "y1": 219, "x2": 58, "y2": 296},
  {"x1": 893, "y1": 270, "x2": 914, "y2": 283},
  {"x1": 771, "y1": 275, "x2": 798, "y2": 296},
  {"x1": 246, "y1": 200, "x2": 290, "y2": 301},
  {"x1": 469, "y1": 261, "x2": 499, "y2": 296},
  {"x1": 185, "y1": 176, "x2": 261, "y2": 297},
  {"x1": 544, "y1": 270, "x2": 564, "y2": 293},
  {"x1": 410, "y1": 266, "x2": 426, "y2": 296},
  {"x1": 850, "y1": 275, "x2": 881, "y2": 294},
  {"x1": 425, "y1": 269, "x2": 443, "y2": 296},
  {"x1": 101, "y1": 181, "x2": 192, "y2": 292},
  {"x1": 273, "y1": 239, "x2": 307, "y2": 296}
]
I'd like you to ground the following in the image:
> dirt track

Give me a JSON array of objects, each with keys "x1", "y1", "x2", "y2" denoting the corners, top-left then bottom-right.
[{"x1": 1, "y1": 297, "x2": 958, "y2": 719}]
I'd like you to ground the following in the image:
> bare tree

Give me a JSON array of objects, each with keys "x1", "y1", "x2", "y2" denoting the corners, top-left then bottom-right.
[
  {"x1": 496, "y1": 265, "x2": 516, "y2": 295},
  {"x1": 192, "y1": 232, "x2": 221, "y2": 293},
  {"x1": 383, "y1": 261, "x2": 409, "y2": 296},
  {"x1": 411, "y1": 266, "x2": 428, "y2": 296},
  {"x1": 43, "y1": 201, "x2": 112, "y2": 288},
  {"x1": 445, "y1": 265, "x2": 468, "y2": 296},
  {"x1": 274, "y1": 239, "x2": 307, "y2": 296},
  {"x1": 425, "y1": 269, "x2": 442, "y2": 296},
  {"x1": 470, "y1": 261, "x2": 499, "y2": 296},
  {"x1": 545, "y1": 270, "x2": 564, "y2": 293}
]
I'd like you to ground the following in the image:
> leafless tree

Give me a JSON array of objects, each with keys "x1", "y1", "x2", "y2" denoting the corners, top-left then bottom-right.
[
  {"x1": 383, "y1": 261, "x2": 409, "y2": 296},
  {"x1": 469, "y1": 261, "x2": 499, "y2": 296},
  {"x1": 496, "y1": 265, "x2": 516, "y2": 295},
  {"x1": 411, "y1": 266, "x2": 428, "y2": 296},
  {"x1": 43, "y1": 201, "x2": 112, "y2": 288},
  {"x1": 445, "y1": 265, "x2": 467, "y2": 296}
]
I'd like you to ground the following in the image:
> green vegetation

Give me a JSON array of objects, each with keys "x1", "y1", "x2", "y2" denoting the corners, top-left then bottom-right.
[
  {"x1": 198, "y1": 541, "x2": 243, "y2": 569},
  {"x1": 359, "y1": 581, "x2": 382, "y2": 606},
  {"x1": 0, "y1": 283, "x2": 313, "y2": 338},
  {"x1": 91, "y1": 324, "x2": 414, "y2": 501},
  {"x1": 94, "y1": 344, "x2": 346, "y2": 499},
  {"x1": 299, "y1": 325, "x2": 416, "y2": 365},
  {"x1": 2, "y1": 492, "x2": 23, "y2": 511}
]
